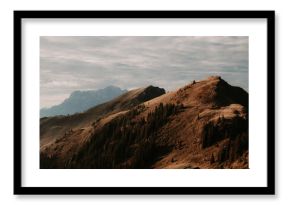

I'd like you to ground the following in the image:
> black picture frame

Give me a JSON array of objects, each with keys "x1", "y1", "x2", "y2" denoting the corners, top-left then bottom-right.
[{"x1": 14, "y1": 10, "x2": 275, "y2": 195}]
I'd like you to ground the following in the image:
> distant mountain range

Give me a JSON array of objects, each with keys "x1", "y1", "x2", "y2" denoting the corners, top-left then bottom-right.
[
  {"x1": 40, "y1": 76, "x2": 248, "y2": 169},
  {"x1": 40, "y1": 86, "x2": 127, "y2": 117}
]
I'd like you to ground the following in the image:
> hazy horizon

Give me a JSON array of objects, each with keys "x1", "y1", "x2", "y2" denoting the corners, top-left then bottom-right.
[{"x1": 40, "y1": 36, "x2": 248, "y2": 108}]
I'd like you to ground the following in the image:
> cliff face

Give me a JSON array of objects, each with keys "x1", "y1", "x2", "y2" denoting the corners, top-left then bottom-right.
[{"x1": 40, "y1": 76, "x2": 248, "y2": 169}]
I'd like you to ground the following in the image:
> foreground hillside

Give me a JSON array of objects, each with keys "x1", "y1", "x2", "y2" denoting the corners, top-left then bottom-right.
[{"x1": 40, "y1": 76, "x2": 248, "y2": 169}]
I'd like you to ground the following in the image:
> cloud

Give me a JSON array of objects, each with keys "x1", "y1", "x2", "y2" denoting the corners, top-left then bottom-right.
[{"x1": 40, "y1": 36, "x2": 248, "y2": 108}]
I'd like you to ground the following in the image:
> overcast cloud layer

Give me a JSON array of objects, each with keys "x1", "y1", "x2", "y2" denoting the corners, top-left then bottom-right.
[{"x1": 40, "y1": 36, "x2": 248, "y2": 108}]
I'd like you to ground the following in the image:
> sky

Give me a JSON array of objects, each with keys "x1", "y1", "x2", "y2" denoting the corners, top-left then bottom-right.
[{"x1": 40, "y1": 36, "x2": 248, "y2": 108}]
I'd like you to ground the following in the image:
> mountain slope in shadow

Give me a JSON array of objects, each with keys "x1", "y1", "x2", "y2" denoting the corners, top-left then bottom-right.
[{"x1": 40, "y1": 86, "x2": 166, "y2": 152}]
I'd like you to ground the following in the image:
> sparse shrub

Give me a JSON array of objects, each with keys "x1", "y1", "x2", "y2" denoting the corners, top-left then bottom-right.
[
  {"x1": 210, "y1": 153, "x2": 215, "y2": 164},
  {"x1": 219, "y1": 144, "x2": 230, "y2": 162}
]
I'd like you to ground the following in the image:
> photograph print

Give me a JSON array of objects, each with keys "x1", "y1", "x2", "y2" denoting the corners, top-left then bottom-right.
[{"x1": 40, "y1": 36, "x2": 249, "y2": 169}]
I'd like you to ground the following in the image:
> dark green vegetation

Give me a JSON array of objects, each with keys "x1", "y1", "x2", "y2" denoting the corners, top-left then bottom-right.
[
  {"x1": 202, "y1": 115, "x2": 248, "y2": 163},
  {"x1": 40, "y1": 103, "x2": 184, "y2": 169}
]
